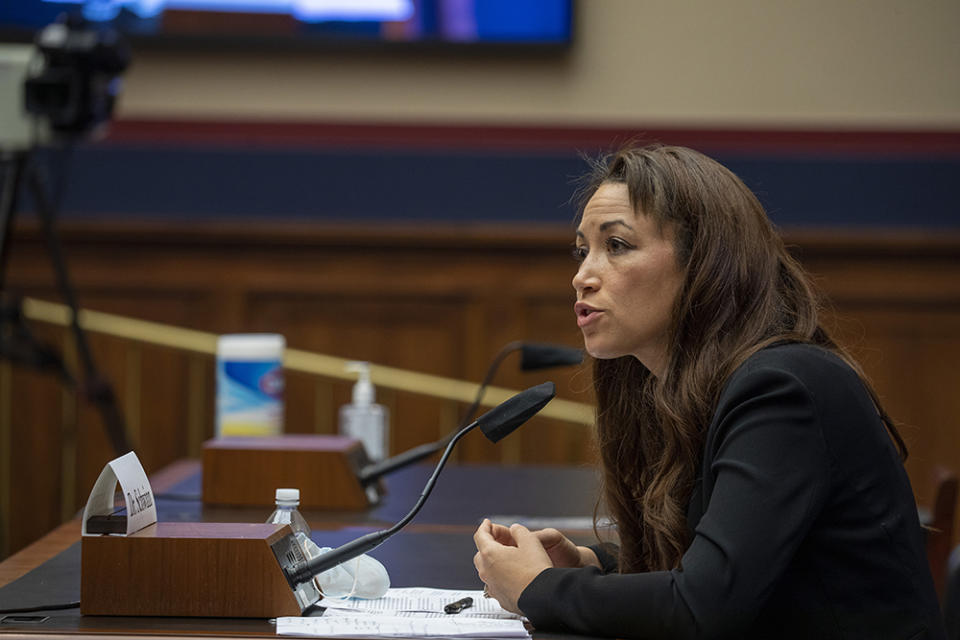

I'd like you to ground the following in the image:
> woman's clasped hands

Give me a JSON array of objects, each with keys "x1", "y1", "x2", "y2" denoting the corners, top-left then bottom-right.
[{"x1": 472, "y1": 518, "x2": 601, "y2": 614}]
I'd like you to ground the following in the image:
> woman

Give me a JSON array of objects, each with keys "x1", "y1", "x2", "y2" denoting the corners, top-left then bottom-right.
[{"x1": 473, "y1": 145, "x2": 945, "y2": 639}]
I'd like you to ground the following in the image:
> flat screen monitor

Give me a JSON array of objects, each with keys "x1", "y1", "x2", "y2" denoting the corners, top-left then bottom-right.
[{"x1": 0, "y1": 0, "x2": 574, "y2": 49}]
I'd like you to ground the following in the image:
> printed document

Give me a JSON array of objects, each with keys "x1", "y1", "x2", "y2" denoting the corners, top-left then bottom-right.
[{"x1": 276, "y1": 587, "x2": 529, "y2": 638}]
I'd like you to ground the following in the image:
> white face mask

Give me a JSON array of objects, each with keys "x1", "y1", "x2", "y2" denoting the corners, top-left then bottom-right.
[{"x1": 299, "y1": 535, "x2": 390, "y2": 600}]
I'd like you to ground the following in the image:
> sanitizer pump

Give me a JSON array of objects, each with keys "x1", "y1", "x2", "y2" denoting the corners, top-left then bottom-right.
[{"x1": 339, "y1": 361, "x2": 389, "y2": 462}]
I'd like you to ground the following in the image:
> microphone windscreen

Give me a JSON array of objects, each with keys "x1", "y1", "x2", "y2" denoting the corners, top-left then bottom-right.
[
  {"x1": 477, "y1": 381, "x2": 556, "y2": 443},
  {"x1": 520, "y1": 343, "x2": 583, "y2": 371}
]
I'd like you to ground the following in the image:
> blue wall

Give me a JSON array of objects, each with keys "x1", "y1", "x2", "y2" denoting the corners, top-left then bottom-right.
[{"x1": 29, "y1": 136, "x2": 960, "y2": 228}]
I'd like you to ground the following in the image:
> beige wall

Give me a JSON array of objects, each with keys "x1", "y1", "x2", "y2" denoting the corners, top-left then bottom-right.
[{"x1": 118, "y1": 0, "x2": 960, "y2": 128}]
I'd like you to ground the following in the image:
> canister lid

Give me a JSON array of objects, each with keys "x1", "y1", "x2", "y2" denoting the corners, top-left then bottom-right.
[{"x1": 217, "y1": 333, "x2": 285, "y2": 360}]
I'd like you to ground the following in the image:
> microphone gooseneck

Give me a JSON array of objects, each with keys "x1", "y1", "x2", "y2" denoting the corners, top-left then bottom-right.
[
  {"x1": 356, "y1": 441, "x2": 441, "y2": 485},
  {"x1": 357, "y1": 342, "x2": 580, "y2": 485},
  {"x1": 286, "y1": 381, "x2": 556, "y2": 586}
]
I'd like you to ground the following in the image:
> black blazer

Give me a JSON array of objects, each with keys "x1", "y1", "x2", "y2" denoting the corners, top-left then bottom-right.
[{"x1": 519, "y1": 344, "x2": 945, "y2": 639}]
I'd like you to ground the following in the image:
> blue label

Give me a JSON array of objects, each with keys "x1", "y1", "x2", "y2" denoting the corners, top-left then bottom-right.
[
  {"x1": 223, "y1": 360, "x2": 284, "y2": 400},
  {"x1": 217, "y1": 359, "x2": 284, "y2": 435}
]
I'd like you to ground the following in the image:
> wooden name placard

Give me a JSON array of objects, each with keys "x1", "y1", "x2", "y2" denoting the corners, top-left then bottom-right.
[
  {"x1": 81, "y1": 522, "x2": 319, "y2": 617},
  {"x1": 202, "y1": 435, "x2": 381, "y2": 510}
]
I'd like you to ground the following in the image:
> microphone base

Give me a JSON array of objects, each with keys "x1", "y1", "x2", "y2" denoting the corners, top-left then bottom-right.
[
  {"x1": 81, "y1": 522, "x2": 320, "y2": 617},
  {"x1": 202, "y1": 435, "x2": 382, "y2": 510}
]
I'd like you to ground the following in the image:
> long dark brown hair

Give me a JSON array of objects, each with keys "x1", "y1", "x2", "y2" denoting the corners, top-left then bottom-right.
[{"x1": 580, "y1": 145, "x2": 906, "y2": 574}]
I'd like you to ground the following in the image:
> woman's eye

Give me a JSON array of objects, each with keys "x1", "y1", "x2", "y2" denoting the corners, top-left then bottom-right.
[
  {"x1": 571, "y1": 245, "x2": 588, "y2": 262},
  {"x1": 606, "y1": 237, "x2": 633, "y2": 254}
]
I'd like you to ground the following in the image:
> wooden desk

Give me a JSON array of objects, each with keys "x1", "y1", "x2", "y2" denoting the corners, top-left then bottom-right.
[{"x1": 0, "y1": 459, "x2": 602, "y2": 640}]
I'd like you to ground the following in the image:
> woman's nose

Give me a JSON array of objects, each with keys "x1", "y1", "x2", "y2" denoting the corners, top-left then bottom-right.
[{"x1": 572, "y1": 259, "x2": 599, "y2": 295}]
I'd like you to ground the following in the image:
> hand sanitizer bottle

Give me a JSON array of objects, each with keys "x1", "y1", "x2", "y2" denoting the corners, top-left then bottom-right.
[{"x1": 339, "y1": 361, "x2": 389, "y2": 462}]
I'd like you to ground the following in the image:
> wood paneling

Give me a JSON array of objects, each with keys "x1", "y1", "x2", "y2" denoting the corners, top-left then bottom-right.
[{"x1": 1, "y1": 222, "x2": 958, "y2": 561}]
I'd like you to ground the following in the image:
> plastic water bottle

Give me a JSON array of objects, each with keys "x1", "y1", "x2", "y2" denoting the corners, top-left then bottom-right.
[
  {"x1": 266, "y1": 488, "x2": 311, "y2": 543},
  {"x1": 265, "y1": 487, "x2": 391, "y2": 600}
]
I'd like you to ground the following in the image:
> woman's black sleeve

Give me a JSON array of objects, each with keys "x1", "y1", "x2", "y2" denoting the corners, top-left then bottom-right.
[
  {"x1": 517, "y1": 363, "x2": 831, "y2": 639},
  {"x1": 587, "y1": 543, "x2": 619, "y2": 574}
]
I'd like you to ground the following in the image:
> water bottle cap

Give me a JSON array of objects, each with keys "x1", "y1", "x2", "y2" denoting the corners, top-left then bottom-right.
[{"x1": 275, "y1": 488, "x2": 300, "y2": 502}]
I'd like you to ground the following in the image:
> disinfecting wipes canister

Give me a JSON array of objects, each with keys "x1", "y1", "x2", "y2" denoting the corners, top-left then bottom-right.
[{"x1": 216, "y1": 334, "x2": 285, "y2": 437}]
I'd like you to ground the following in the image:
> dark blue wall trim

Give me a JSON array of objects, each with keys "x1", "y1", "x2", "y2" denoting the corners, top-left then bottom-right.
[{"x1": 27, "y1": 144, "x2": 960, "y2": 228}]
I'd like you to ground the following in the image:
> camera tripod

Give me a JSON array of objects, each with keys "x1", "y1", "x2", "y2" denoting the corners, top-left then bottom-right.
[{"x1": 0, "y1": 148, "x2": 131, "y2": 457}]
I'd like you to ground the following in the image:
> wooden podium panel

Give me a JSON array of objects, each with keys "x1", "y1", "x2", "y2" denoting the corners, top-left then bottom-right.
[
  {"x1": 202, "y1": 435, "x2": 377, "y2": 510},
  {"x1": 81, "y1": 522, "x2": 309, "y2": 617}
]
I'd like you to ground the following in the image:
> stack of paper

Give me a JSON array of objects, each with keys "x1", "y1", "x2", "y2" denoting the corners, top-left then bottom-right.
[{"x1": 276, "y1": 588, "x2": 530, "y2": 638}]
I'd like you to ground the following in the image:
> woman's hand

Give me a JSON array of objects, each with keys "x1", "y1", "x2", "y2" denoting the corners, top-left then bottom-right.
[
  {"x1": 533, "y1": 528, "x2": 602, "y2": 569},
  {"x1": 473, "y1": 519, "x2": 553, "y2": 614}
]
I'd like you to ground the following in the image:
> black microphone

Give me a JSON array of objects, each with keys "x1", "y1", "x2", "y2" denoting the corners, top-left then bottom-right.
[
  {"x1": 458, "y1": 341, "x2": 581, "y2": 429},
  {"x1": 519, "y1": 342, "x2": 584, "y2": 371},
  {"x1": 285, "y1": 381, "x2": 556, "y2": 586},
  {"x1": 357, "y1": 342, "x2": 581, "y2": 485}
]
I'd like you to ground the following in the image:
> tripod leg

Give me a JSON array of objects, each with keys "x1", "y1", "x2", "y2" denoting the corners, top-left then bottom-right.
[
  {"x1": 26, "y1": 156, "x2": 132, "y2": 456},
  {"x1": 0, "y1": 153, "x2": 27, "y2": 287}
]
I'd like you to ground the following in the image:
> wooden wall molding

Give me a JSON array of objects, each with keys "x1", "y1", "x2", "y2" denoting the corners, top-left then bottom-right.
[{"x1": 104, "y1": 119, "x2": 960, "y2": 155}]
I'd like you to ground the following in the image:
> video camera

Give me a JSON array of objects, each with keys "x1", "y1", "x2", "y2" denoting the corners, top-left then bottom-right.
[{"x1": 0, "y1": 13, "x2": 129, "y2": 151}]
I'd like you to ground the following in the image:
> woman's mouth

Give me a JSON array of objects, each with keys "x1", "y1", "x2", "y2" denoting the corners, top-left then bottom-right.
[{"x1": 575, "y1": 302, "x2": 602, "y2": 328}]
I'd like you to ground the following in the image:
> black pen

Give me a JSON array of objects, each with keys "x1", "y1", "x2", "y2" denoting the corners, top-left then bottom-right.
[{"x1": 444, "y1": 596, "x2": 474, "y2": 614}]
